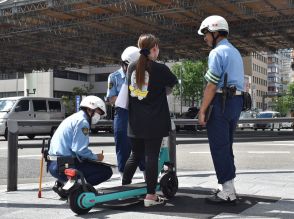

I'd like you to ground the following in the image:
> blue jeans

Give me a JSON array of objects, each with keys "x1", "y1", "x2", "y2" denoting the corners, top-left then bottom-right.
[
  {"x1": 48, "y1": 160, "x2": 113, "y2": 186},
  {"x1": 114, "y1": 107, "x2": 145, "y2": 172},
  {"x1": 206, "y1": 94, "x2": 243, "y2": 184}
]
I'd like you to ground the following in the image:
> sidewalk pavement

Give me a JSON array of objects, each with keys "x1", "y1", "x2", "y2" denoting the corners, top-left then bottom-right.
[{"x1": 1, "y1": 170, "x2": 294, "y2": 219}]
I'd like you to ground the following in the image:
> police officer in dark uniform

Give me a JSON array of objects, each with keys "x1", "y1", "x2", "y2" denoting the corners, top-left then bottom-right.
[
  {"x1": 106, "y1": 46, "x2": 145, "y2": 178},
  {"x1": 198, "y1": 15, "x2": 244, "y2": 204}
]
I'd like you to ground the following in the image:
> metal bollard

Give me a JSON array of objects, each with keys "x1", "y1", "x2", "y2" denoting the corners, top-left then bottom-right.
[
  {"x1": 168, "y1": 120, "x2": 177, "y2": 172},
  {"x1": 7, "y1": 120, "x2": 19, "y2": 192}
]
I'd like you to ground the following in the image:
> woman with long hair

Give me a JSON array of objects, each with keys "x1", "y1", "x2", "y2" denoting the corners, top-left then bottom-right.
[{"x1": 122, "y1": 34, "x2": 178, "y2": 207}]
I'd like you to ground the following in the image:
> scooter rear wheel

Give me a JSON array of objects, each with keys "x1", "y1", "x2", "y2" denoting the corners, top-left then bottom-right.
[
  {"x1": 160, "y1": 172, "x2": 178, "y2": 198},
  {"x1": 69, "y1": 185, "x2": 93, "y2": 215}
]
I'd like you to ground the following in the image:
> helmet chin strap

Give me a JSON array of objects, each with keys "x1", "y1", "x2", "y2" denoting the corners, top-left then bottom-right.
[
  {"x1": 86, "y1": 109, "x2": 95, "y2": 125},
  {"x1": 211, "y1": 32, "x2": 220, "y2": 49}
]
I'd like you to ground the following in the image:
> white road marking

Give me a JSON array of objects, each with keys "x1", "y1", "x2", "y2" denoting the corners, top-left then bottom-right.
[
  {"x1": 190, "y1": 152, "x2": 210, "y2": 154},
  {"x1": 190, "y1": 151, "x2": 291, "y2": 154},
  {"x1": 236, "y1": 142, "x2": 294, "y2": 146},
  {"x1": 17, "y1": 152, "x2": 116, "y2": 159},
  {"x1": 18, "y1": 155, "x2": 41, "y2": 158},
  {"x1": 247, "y1": 151, "x2": 290, "y2": 154}
]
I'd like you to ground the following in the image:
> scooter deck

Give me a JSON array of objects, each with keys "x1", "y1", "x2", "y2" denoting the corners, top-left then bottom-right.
[
  {"x1": 92, "y1": 182, "x2": 160, "y2": 204},
  {"x1": 102, "y1": 182, "x2": 146, "y2": 193}
]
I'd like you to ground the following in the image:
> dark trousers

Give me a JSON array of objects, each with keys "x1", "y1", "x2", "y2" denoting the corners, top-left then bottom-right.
[
  {"x1": 122, "y1": 137, "x2": 162, "y2": 194},
  {"x1": 48, "y1": 160, "x2": 113, "y2": 186},
  {"x1": 207, "y1": 94, "x2": 243, "y2": 184},
  {"x1": 114, "y1": 107, "x2": 145, "y2": 172}
]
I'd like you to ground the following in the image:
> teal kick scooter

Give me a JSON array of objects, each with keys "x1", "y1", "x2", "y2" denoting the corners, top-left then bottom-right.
[{"x1": 63, "y1": 137, "x2": 178, "y2": 215}]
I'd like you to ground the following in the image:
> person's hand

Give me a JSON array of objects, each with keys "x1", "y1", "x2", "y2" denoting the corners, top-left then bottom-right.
[
  {"x1": 97, "y1": 153, "x2": 104, "y2": 161},
  {"x1": 198, "y1": 111, "x2": 207, "y2": 126}
]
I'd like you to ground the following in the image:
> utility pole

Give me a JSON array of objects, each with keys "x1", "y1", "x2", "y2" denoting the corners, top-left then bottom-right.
[{"x1": 180, "y1": 67, "x2": 183, "y2": 115}]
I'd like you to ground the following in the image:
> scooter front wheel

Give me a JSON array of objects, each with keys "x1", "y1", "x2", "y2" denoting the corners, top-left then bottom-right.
[
  {"x1": 69, "y1": 185, "x2": 94, "y2": 215},
  {"x1": 160, "y1": 172, "x2": 178, "y2": 198}
]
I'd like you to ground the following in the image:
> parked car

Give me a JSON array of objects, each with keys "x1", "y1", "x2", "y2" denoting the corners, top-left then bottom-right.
[
  {"x1": 238, "y1": 111, "x2": 256, "y2": 130},
  {"x1": 0, "y1": 96, "x2": 65, "y2": 140},
  {"x1": 280, "y1": 121, "x2": 294, "y2": 129},
  {"x1": 90, "y1": 118, "x2": 113, "y2": 133},
  {"x1": 176, "y1": 107, "x2": 199, "y2": 132},
  {"x1": 253, "y1": 111, "x2": 281, "y2": 131}
]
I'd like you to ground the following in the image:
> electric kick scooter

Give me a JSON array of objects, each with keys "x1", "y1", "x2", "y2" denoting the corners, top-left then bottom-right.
[{"x1": 63, "y1": 137, "x2": 178, "y2": 215}]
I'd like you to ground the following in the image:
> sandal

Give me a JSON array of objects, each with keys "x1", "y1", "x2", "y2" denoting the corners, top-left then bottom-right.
[{"x1": 144, "y1": 195, "x2": 165, "y2": 207}]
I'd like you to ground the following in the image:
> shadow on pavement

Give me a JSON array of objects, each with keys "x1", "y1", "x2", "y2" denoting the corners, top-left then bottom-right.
[{"x1": 90, "y1": 188, "x2": 278, "y2": 218}]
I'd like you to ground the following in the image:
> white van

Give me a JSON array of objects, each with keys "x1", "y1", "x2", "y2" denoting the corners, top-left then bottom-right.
[{"x1": 0, "y1": 96, "x2": 65, "y2": 140}]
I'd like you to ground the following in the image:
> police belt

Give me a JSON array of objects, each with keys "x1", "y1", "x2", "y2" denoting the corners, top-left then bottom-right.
[
  {"x1": 47, "y1": 155, "x2": 79, "y2": 161},
  {"x1": 216, "y1": 89, "x2": 243, "y2": 95},
  {"x1": 46, "y1": 155, "x2": 60, "y2": 161}
]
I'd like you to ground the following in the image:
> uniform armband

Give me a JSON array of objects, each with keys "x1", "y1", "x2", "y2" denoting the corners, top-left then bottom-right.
[{"x1": 204, "y1": 70, "x2": 220, "y2": 84}]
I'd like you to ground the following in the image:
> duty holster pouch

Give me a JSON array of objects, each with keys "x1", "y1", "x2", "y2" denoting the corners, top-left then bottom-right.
[
  {"x1": 227, "y1": 86, "x2": 237, "y2": 98},
  {"x1": 57, "y1": 156, "x2": 75, "y2": 175},
  {"x1": 242, "y1": 92, "x2": 252, "y2": 111}
]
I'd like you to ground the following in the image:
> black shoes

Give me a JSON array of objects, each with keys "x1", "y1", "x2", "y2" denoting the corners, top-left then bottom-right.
[{"x1": 52, "y1": 180, "x2": 68, "y2": 199}]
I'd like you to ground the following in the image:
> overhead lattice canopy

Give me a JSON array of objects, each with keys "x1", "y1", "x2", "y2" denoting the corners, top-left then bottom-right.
[{"x1": 0, "y1": 0, "x2": 293, "y2": 72}]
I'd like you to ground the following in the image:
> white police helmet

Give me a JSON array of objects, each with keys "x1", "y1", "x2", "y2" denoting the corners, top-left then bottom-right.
[
  {"x1": 121, "y1": 46, "x2": 140, "y2": 64},
  {"x1": 198, "y1": 15, "x2": 229, "y2": 35},
  {"x1": 80, "y1": 95, "x2": 106, "y2": 115}
]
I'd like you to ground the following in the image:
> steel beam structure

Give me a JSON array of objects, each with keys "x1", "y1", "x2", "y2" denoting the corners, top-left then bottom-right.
[{"x1": 0, "y1": 0, "x2": 293, "y2": 72}]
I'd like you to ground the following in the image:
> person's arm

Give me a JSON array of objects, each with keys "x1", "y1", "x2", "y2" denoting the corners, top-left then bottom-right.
[
  {"x1": 161, "y1": 64, "x2": 178, "y2": 94},
  {"x1": 109, "y1": 96, "x2": 117, "y2": 105},
  {"x1": 71, "y1": 120, "x2": 97, "y2": 160},
  {"x1": 198, "y1": 82, "x2": 217, "y2": 126},
  {"x1": 106, "y1": 74, "x2": 117, "y2": 106},
  {"x1": 198, "y1": 51, "x2": 222, "y2": 125}
]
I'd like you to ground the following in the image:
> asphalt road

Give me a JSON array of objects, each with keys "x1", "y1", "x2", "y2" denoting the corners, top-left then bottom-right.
[{"x1": 1, "y1": 131, "x2": 294, "y2": 186}]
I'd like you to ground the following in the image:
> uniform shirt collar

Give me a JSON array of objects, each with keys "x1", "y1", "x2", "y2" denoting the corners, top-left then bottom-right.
[
  {"x1": 216, "y1": 38, "x2": 228, "y2": 47},
  {"x1": 80, "y1": 110, "x2": 90, "y2": 120},
  {"x1": 119, "y1": 67, "x2": 125, "y2": 79}
]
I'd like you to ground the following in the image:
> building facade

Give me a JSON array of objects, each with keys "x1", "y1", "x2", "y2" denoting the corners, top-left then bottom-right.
[
  {"x1": 1, "y1": 51, "x2": 293, "y2": 114},
  {"x1": 243, "y1": 52, "x2": 268, "y2": 111}
]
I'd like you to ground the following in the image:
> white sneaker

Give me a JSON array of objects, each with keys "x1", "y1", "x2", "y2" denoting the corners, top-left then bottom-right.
[
  {"x1": 119, "y1": 172, "x2": 123, "y2": 180},
  {"x1": 217, "y1": 190, "x2": 237, "y2": 201},
  {"x1": 217, "y1": 180, "x2": 237, "y2": 201},
  {"x1": 142, "y1": 171, "x2": 146, "y2": 181},
  {"x1": 144, "y1": 195, "x2": 165, "y2": 207},
  {"x1": 222, "y1": 179, "x2": 237, "y2": 195}
]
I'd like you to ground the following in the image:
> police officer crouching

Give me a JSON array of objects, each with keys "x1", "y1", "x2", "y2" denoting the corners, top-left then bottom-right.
[{"x1": 47, "y1": 96, "x2": 113, "y2": 198}]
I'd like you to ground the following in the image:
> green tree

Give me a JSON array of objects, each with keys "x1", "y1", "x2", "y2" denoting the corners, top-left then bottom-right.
[
  {"x1": 72, "y1": 84, "x2": 94, "y2": 97},
  {"x1": 61, "y1": 95, "x2": 74, "y2": 117},
  {"x1": 171, "y1": 60, "x2": 207, "y2": 107},
  {"x1": 275, "y1": 82, "x2": 294, "y2": 116},
  {"x1": 62, "y1": 84, "x2": 94, "y2": 116}
]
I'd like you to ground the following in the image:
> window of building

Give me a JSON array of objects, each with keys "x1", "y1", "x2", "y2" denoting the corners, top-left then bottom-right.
[
  {"x1": 68, "y1": 72, "x2": 78, "y2": 80},
  {"x1": 95, "y1": 73, "x2": 110, "y2": 82},
  {"x1": 54, "y1": 69, "x2": 89, "y2": 82},
  {"x1": 0, "y1": 73, "x2": 8, "y2": 80},
  {"x1": 79, "y1": 73, "x2": 88, "y2": 81},
  {"x1": 18, "y1": 72, "x2": 24, "y2": 79},
  {"x1": 0, "y1": 92, "x2": 19, "y2": 98},
  {"x1": 54, "y1": 91, "x2": 73, "y2": 98},
  {"x1": 53, "y1": 69, "x2": 68, "y2": 79},
  {"x1": 7, "y1": 72, "x2": 17, "y2": 79}
]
